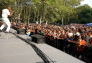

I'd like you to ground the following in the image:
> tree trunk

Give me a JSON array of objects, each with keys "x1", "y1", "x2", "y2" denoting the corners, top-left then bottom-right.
[
  {"x1": 68, "y1": 17, "x2": 70, "y2": 24},
  {"x1": 61, "y1": 17, "x2": 64, "y2": 25}
]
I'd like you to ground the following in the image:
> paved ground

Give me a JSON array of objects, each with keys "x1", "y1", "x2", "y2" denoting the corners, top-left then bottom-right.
[
  {"x1": 0, "y1": 29, "x2": 85, "y2": 63},
  {"x1": 18, "y1": 33, "x2": 85, "y2": 63},
  {"x1": 0, "y1": 32, "x2": 43, "y2": 63},
  {"x1": 36, "y1": 44, "x2": 85, "y2": 63}
]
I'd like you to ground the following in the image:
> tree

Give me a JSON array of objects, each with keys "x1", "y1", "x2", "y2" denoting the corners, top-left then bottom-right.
[
  {"x1": 49, "y1": 0, "x2": 83, "y2": 25},
  {"x1": 76, "y1": 5, "x2": 92, "y2": 23},
  {"x1": 0, "y1": 0, "x2": 85, "y2": 24}
]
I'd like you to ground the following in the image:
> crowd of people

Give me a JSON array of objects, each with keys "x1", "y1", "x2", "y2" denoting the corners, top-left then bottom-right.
[
  {"x1": 0, "y1": 5, "x2": 92, "y2": 63},
  {"x1": 5, "y1": 22, "x2": 92, "y2": 62},
  {"x1": 11, "y1": 22, "x2": 92, "y2": 44}
]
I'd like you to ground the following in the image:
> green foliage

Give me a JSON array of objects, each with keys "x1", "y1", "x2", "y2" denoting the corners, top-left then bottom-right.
[
  {"x1": 0, "y1": 0, "x2": 87, "y2": 24},
  {"x1": 76, "y1": 5, "x2": 92, "y2": 24}
]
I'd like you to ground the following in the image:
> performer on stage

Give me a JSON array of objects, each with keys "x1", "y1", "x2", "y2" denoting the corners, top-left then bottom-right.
[{"x1": 0, "y1": 6, "x2": 13, "y2": 33}]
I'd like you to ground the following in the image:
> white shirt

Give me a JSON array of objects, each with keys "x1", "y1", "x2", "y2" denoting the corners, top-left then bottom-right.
[
  {"x1": 68, "y1": 32, "x2": 73, "y2": 37},
  {"x1": 76, "y1": 32, "x2": 80, "y2": 36},
  {"x1": 2, "y1": 9, "x2": 10, "y2": 18}
]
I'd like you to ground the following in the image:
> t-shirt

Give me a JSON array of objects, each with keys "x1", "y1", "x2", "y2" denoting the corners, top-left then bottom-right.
[
  {"x1": 76, "y1": 32, "x2": 80, "y2": 36},
  {"x1": 2, "y1": 9, "x2": 10, "y2": 18},
  {"x1": 68, "y1": 32, "x2": 73, "y2": 37},
  {"x1": 79, "y1": 40, "x2": 87, "y2": 46}
]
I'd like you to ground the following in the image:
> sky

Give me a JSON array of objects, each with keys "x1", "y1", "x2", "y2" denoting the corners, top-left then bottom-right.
[{"x1": 80, "y1": 0, "x2": 92, "y2": 7}]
